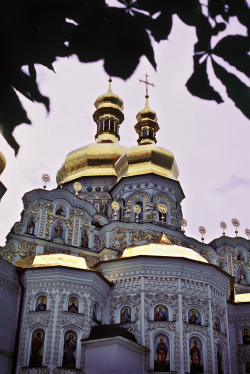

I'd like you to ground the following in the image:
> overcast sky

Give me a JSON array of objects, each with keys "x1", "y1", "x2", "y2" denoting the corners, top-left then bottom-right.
[{"x1": 0, "y1": 15, "x2": 249, "y2": 246}]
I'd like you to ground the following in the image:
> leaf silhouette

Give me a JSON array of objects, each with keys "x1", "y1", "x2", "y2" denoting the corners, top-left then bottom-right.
[
  {"x1": 186, "y1": 56, "x2": 223, "y2": 103},
  {"x1": 212, "y1": 58, "x2": 250, "y2": 119}
]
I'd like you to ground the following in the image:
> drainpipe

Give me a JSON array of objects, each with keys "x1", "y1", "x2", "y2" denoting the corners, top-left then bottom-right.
[{"x1": 11, "y1": 267, "x2": 25, "y2": 374}]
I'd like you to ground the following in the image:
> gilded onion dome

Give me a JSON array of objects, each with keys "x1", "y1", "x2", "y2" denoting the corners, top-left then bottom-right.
[
  {"x1": 120, "y1": 233, "x2": 208, "y2": 263},
  {"x1": 56, "y1": 79, "x2": 127, "y2": 185},
  {"x1": 115, "y1": 96, "x2": 179, "y2": 181},
  {"x1": 0, "y1": 151, "x2": 6, "y2": 175}
]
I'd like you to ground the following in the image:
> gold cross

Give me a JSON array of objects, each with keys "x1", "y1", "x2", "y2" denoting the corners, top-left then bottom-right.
[{"x1": 138, "y1": 73, "x2": 155, "y2": 97}]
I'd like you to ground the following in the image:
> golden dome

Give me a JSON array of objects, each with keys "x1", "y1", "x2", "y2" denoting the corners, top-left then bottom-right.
[
  {"x1": 57, "y1": 142, "x2": 127, "y2": 184},
  {"x1": 0, "y1": 151, "x2": 6, "y2": 175},
  {"x1": 115, "y1": 143, "x2": 179, "y2": 181},
  {"x1": 120, "y1": 233, "x2": 208, "y2": 263},
  {"x1": 115, "y1": 95, "x2": 179, "y2": 181},
  {"x1": 15, "y1": 253, "x2": 90, "y2": 270},
  {"x1": 56, "y1": 78, "x2": 127, "y2": 185}
]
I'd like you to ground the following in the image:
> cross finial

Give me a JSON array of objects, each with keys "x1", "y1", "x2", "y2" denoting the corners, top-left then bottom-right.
[{"x1": 138, "y1": 73, "x2": 155, "y2": 98}]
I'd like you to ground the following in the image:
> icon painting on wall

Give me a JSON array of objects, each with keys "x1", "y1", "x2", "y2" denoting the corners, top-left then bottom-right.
[
  {"x1": 36, "y1": 296, "x2": 47, "y2": 311},
  {"x1": 62, "y1": 331, "x2": 77, "y2": 369},
  {"x1": 154, "y1": 305, "x2": 168, "y2": 321},
  {"x1": 243, "y1": 329, "x2": 250, "y2": 345},
  {"x1": 68, "y1": 298, "x2": 78, "y2": 313},
  {"x1": 188, "y1": 309, "x2": 201, "y2": 325},
  {"x1": 189, "y1": 337, "x2": 204, "y2": 373},
  {"x1": 120, "y1": 306, "x2": 131, "y2": 323},
  {"x1": 217, "y1": 344, "x2": 223, "y2": 374},
  {"x1": 154, "y1": 334, "x2": 170, "y2": 372},
  {"x1": 29, "y1": 329, "x2": 44, "y2": 367}
]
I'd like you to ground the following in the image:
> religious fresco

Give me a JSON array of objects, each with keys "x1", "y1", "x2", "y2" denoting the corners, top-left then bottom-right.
[
  {"x1": 81, "y1": 230, "x2": 88, "y2": 248},
  {"x1": 55, "y1": 205, "x2": 65, "y2": 217},
  {"x1": 29, "y1": 329, "x2": 44, "y2": 367},
  {"x1": 62, "y1": 331, "x2": 77, "y2": 369},
  {"x1": 36, "y1": 296, "x2": 47, "y2": 311},
  {"x1": 188, "y1": 309, "x2": 201, "y2": 325},
  {"x1": 154, "y1": 305, "x2": 168, "y2": 321},
  {"x1": 213, "y1": 316, "x2": 221, "y2": 331},
  {"x1": 68, "y1": 297, "x2": 78, "y2": 313},
  {"x1": 26, "y1": 217, "x2": 35, "y2": 235},
  {"x1": 243, "y1": 329, "x2": 250, "y2": 345},
  {"x1": 154, "y1": 334, "x2": 170, "y2": 372},
  {"x1": 246, "y1": 362, "x2": 250, "y2": 373},
  {"x1": 100, "y1": 201, "x2": 108, "y2": 215},
  {"x1": 51, "y1": 221, "x2": 65, "y2": 243},
  {"x1": 237, "y1": 266, "x2": 248, "y2": 285},
  {"x1": 237, "y1": 251, "x2": 244, "y2": 261},
  {"x1": 216, "y1": 344, "x2": 223, "y2": 374},
  {"x1": 120, "y1": 306, "x2": 131, "y2": 323},
  {"x1": 189, "y1": 337, "x2": 204, "y2": 373}
]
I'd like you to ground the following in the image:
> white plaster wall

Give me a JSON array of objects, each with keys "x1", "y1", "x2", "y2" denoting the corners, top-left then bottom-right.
[
  {"x1": 0, "y1": 258, "x2": 20, "y2": 374},
  {"x1": 84, "y1": 340, "x2": 143, "y2": 374}
]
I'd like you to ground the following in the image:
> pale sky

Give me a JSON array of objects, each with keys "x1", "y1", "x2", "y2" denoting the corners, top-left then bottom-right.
[{"x1": 0, "y1": 16, "x2": 249, "y2": 246}]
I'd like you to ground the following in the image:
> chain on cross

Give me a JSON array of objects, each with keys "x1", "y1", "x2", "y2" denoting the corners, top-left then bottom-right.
[{"x1": 138, "y1": 73, "x2": 155, "y2": 97}]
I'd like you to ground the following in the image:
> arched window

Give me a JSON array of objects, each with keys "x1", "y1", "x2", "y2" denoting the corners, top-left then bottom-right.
[
  {"x1": 213, "y1": 316, "x2": 221, "y2": 332},
  {"x1": 189, "y1": 337, "x2": 204, "y2": 373},
  {"x1": 154, "y1": 305, "x2": 168, "y2": 321},
  {"x1": 149, "y1": 128, "x2": 154, "y2": 139},
  {"x1": 29, "y1": 329, "x2": 45, "y2": 367},
  {"x1": 114, "y1": 120, "x2": 118, "y2": 134},
  {"x1": 243, "y1": 329, "x2": 250, "y2": 345},
  {"x1": 62, "y1": 331, "x2": 77, "y2": 368},
  {"x1": 110, "y1": 117, "x2": 114, "y2": 132},
  {"x1": 104, "y1": 117, "x2": 109, "y2": 131},
  {"x1": 216, "y1": 344, "x2": 223, "y2": 374},
  {"x1": 143, "y1": 127, "x2": 147, "y2": 137},
  {"x1": 68, "y1": 297, "x2": 78, "y2": 313},
  {"x1": 100, "y1": 118, "x2": 104, "y2": 131},
  {"x1": 36, "y1": 296, "x2": 47, "y2": 311},
  {"x1": 154, "y1": 334, "x2": 170, "y2": 371},
  {"x1": 120, "y1": 306, "x2": 131, "y2": 323},
  {"x1": 26, "y1": 217, "x2": 35, "y2": 235},
  {"x1": 188, "y1": 309, "x2": 201, "y2": 325}
]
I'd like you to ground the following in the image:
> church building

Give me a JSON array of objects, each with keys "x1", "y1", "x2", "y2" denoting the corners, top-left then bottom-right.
[{"x1": 0, "y1": 79, "x2": 250, "y2": 374}]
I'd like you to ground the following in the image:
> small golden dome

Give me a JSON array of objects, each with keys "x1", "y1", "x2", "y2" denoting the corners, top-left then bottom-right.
[
  {"x1": 56, "y1": 142, "x2": 127, "y2": 184},
  {"x1": 115, "y1": 143, "x2": 179, "y2": 181},
  {"x1": 15, "y1": 253, "x2": 90, "y2": 270},
  {"x1": 56, "y1": 79, "x2": 127, "y2": 185},
  {"x1": 120, "y1": 233, "x2": 208, "y2": 263},
  {"x1": 0, "y1": 151, "x2": 6, "y2": 175}
]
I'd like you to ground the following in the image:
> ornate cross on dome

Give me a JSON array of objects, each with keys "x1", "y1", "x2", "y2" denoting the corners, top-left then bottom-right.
[{"x1": 138, "y1": 73, "x2": 155, "y2": 97}]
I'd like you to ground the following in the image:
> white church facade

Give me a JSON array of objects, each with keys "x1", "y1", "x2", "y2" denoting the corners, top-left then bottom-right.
[{"x1": 0, "y1": 80, "x2": 250, "y2": 374}]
